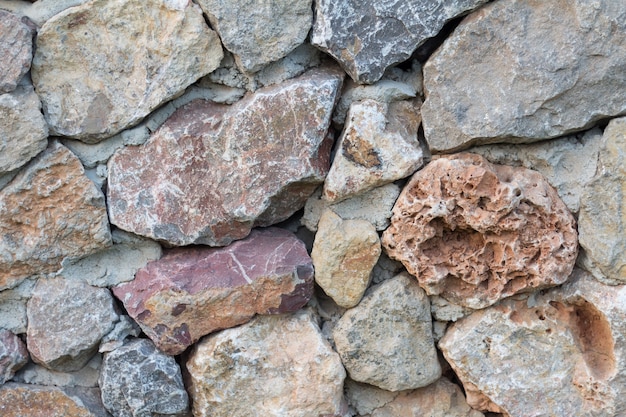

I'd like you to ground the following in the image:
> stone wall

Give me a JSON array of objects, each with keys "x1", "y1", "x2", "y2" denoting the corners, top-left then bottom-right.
[{"x1": 0, "y1": 1, "x2": 625, "y2": 416}]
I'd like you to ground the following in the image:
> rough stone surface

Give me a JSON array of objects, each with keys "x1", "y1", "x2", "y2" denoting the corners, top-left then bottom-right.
[
  {"x1": 0, "y1": 142, "x2": 112, "y2": 291},
  {"x1": 13, "y1": 354, "x2": 101, "y2": 388},
  {"x1": 99, "y1": 338, "x2": 188, "y2": 417},
  {"x1": 31, "y1": 0, "x2": 223, "y2": 141},
  {"x1": 0, "y1": 84, "x2": 49, "y2": 174},
  {"x1": 196, "y1": 0, "x2": 312, "y2": 73},
  {"x1": 440, "y1": 268, "x2": 626, "y2": 416},
  {"x1": 382, "y1": 153, "x2": 578, "y2": 309},
  {"x1": 324, "y1": 99, "x2": 423, "y2": 202},
  {"x1": 0, "y1": 11, "x2": 33, "y2": 94},
  {"x1": 99, "y1": 315, "x2": 142, "y2": 353},
  {"x1": 27, "y1": 277, "x2": 119, "y2": 372},
  {"x1": 333, "y1": 273, "x2": 441, "y2": 391},
  {"x1": 186, "y1": 309, "x2": 346, "y2": 417},
  {"x1": 0, "y1": 329, "x2": 28, "y2": 384},
  {"x1": 108, "y1": 66, "x2": 343, "y2": 246},
  {"x1": 422, "y1": 0, "x2": 626, "y2": 152},
  {"x1": 113, "y1": 227, "x2": 314, "y2": 355},
  {"x1": 0, "y1": 278, "x2": 35, "y2": 334},
  {"x1": 312, "y1": 209, "x2": 381, "y2": 308},
  {"x1": 311, "y1": 0, "x2": 487, "y2": 83}
]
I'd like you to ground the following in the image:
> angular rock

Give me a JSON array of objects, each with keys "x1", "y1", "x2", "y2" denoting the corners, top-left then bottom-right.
[
  {"x1": 196, "y1": 0, "x2": 312, "y2": 73},
  {"x1": 0, "y1": 142, "x2": 111, "y2": 291},
  {"x1": 382, "y1": 153, "x2": 578, "y2": 309},
  {"x1": 31, "y1": 0, "x2": 223, "y2": 141},
  {"x1": 0, "y1": 278, "x2": 36, "y2": 334},
  {"x1": 440, "y1": 269, "x2": 626, "y2": 416},
  {"x1": 27, "y1": 277, "x2": 119, "y2": 372},
  {"x1": 0, "y1": 11, "x2": 33, "y2": 94},
  {"x1": 108, "y1": 66, "x2": 343, "y2": 246},
  {"x1": 332, "y1": 273, "x2": 441, "y2": 391},
  {"x1": 100, "y1": 338, "x2": 188, "y2": 417},
  {"x1": 323, "y1": 99, "x2": 423, "y2": 202},
  {"x1": 312, "y1": 209, "x2": 381, "y2": 308},
  {"x1": 0, "y1": 329, "x2": 28, "y2": 384},
  {"x1": 186, "y1": 310, "x2": 346, "y2": 417},
  {"x1": 0, "y1": 84, "x2": 49, "y2": 174},
  {"x1": 422, "y1": 0, "x2": 626, "y2": 152},
  {"x1": 13, "y1": 354, "x2": 101, "y2": 388},
  {"x1": 311, "y1": 0, "x2": 488, "y2": 84},
  {"x1": 113, "y1": 228, "x2": 314, "y2": 355},
  {"x1": 99, "y1": 315, "x2": 142, "y2": 353}
]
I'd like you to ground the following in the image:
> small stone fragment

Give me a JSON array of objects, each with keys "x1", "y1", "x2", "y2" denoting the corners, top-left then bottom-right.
[
  {"x1": 382, "y1": 153, "x2": 578, "y2": 309},
  {"x1": 0, "y1": 329, "x2": 28, "y2": 384},
  {"x1": 13, "y1": 354, "x2": 101, "y2": 388},
  {"x1": 0, "y1": 278, "x2": 36, "y2": 334},
  {"x1": 0, "y1": 11, "x2": 33, "y2": 94},
  {"x1": 98, "y1": 315, "x2": 141, "y2": 353}
]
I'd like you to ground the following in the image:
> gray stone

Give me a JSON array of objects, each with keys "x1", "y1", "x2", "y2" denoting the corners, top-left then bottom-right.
[
  {"x1": 0, "y1": 0, "x2": 91, "y2": 26},
  {"x1": 13, "y1": 354, "x2": 101, "y2": 388},
  {"x1": 0, "y1": 329, "x2": 28, "y2": 384},
  {"x1": 0, "y1": 10, "x2": 33, "y2": 94},
  {"x1": 99, "y1": 315, "x2": 141, "y2": 353},
  {"x1": 0, "y1": 278, "x2": 35, "y2": 334}
]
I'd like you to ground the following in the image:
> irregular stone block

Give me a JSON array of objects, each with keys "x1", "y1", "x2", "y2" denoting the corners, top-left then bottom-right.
[
  {"x1": 0, "y1": 329, "x2": 28, "y2": 384},
  {"x1": 0, "y1": 278, "x2": 36, "y2": 334},
  {"x1": 422, "y1": 0, "x2": 626, "y2": 152},
  {"x1": 113, "y1": 228, "x2": 314, "y2": 355},
  {"x1": 13, "y1": 354, "x2": 101, "y2": 388},
  {"x1": 31, "y1": 0, "x2": 223, "y2": 142},
  {"x1": 0, "y1": 11, "x2": 33, "y2": 94},
  {"x1": 382, "y1": 153, "x2": 578, "y2": 309},
  {"x1": 186, "y1": 310, "x2": 346, "y2": 417},
  {"x1": 108, "y1": 66, "x2": 343, "y2": 246}
]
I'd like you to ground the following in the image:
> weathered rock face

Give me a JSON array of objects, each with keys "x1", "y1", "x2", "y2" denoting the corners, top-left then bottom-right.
[
  {"x1": 0, "y1": 278, "x2": 35, "y2": 334},
  {"x1": 422, "y1": 0, "x2": 626, "y2": 152},
  {"x1": 311, "y1": 0, "x2": 487, "y2": 84},
  {"x1": 108, "y1": 66, "x2": 343, "y2": 246},
  {"x1": 186, "y1": 310, "x2": 346, "y2": 417},
  {"x1": 31, "y1": 0, "x2": 223, "y2": 142},
  {"x1": 0, "y1": 142, "x2": 111, "y2": 291},
  {"x1": 382, "y1": 153, "x2": 578, "y2": 309},
  {"x1": 99, "y1": 338, "x2": 188, "y2": 417},
  {"x1": 0, "y1": 329, "x2": 28, "y2": 384},
  {"x1": 333, "y1": 273, "x2": 441, "y2": 391},
  {"x1": 440, "y1": 269, "x2": 626, "y2": 416},
  {"x1": 113, "y1": 228, "x2": 314, "y2": 355},
  {"x1": 13, "y1": 354, "x2": 101, "y2": 388},
  {"x1": 0, "y1": 11, "x2": 33, "y2": 94}
]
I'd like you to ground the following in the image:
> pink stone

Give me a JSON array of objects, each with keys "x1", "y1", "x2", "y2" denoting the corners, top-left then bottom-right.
[{"x1": 0, "y1": 329, "x2": 28, "y2": 384}]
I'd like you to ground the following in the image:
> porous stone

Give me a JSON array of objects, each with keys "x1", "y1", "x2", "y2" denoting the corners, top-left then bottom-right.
[
  {"x1": 0, "y1": 10, "x2": 33, "y2": 94},
  {"x1": 108, "y1": 66, "x2": 343, "y2": 246},
  {"x1": 27, "y1": 277, "x2": 119, "y2": 372},
  {"x1": 332, "y1": 273, "x2": 441, "y2": 391},
  {"x1": 0, "y1": 278, "x2": 35, "y2": 334},
  {"x1": 99, "y1": 338, "x2": 188, "y2": 417},
  {"x1": 382, "y1": 153, "x2": 578, "y2": 309},
  {"x1": 31, "y1": 0, "x2": 223, "y2": 141},
  {"x1": 0, "y1": 142, "x2": 112, "y2": 291},
  {"x1": 311, "y1": 209, "x2": 381, "y2": 308},
  {"x1": 186, "y1": 310, "x2": 346, "y2": 417},
  {"x1": 311, "y1": 0, "x2": 488, "y2": 84},
  {"x1": 422, "y1": 0, "x2": 626, "y2": 152},
  {"x1": 440, "y1": 268, "x2": 626, "y2": 416},
  {"x1": 113, "y1": 227, "x2": 314, "y2": 355},
  {"x1": 0, "y1": 329, "x2": 28, "y2": 384},
  {"x1": 323, "y1": 99, "x2": 423, "y2": 202},
  {"x1": 13, "y1": 354, "x2": 101, "y2": 388}
]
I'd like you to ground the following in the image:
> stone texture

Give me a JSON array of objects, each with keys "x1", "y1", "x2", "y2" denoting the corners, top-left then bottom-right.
[
  {"x1": 311, "y1": 0, "x2": 488, "y2": 84},
  {"x1": 99, "y1": 315, "x2": 142, "y2": 354},
  {"x1": 13, "y1": 354, "x2": 101, "y2": 388},
  {"x1": 323, "y1": 99, "x2": 423, "y2": 202},
  {"x1": 99, "y1": 338, "x2": 188, "y2": 417},
  {"x1": 108, "y1": 66, "x2": 343, "y2": 246},
  {"x1": 0, "y1": 0, "x2": 92, "y2": 26},
  {"x1": 27, "y1": 277, "x2": 119, "y2": 372},
  {"x1": 113, "y1": 227, "x2": 314, "y2": 355},
  {"x1": 186, "y1": 309, "x2": 346, "y2": 417},
  {"x1": 31, "y1": 0, "x2": 223, "y2": 141},
  {"x1": 0, "y1": 11, "x2": 33, "y2": 94},
  {"x1": 0, "y1": 329, "x2": 28, "y2": 384},
  {"x1": 196, "y1": 0, "x2": 312, "y2": 73},
  {"x1": 422, "y1": 0, "x2": 626, "y2": 152},
  {"x1": 311, "y1": 209, "x2": 381, "y2": 308},
  {"x1": 0, "y1": 84, "x2": 49, "y2": 174},
  {"x1": 440, "y1": 268, "x2": 626, "y2": 416},
  {"x1": 0, "y1": 278, "x2": 35, "y2": 334},
  {"x1": 333, "y1": 273, "x2": 441, "y2": 391},
  {"x1": 382, "y1": 153, "x2": 578, "y2": 309},
  {"x1": 0, "y1": 142, "x2": 112, "y2": 291}
]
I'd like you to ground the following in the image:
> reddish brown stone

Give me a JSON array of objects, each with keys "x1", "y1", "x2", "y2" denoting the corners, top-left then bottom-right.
[
  {"x1": 0, "y1": 11, "x2": 33, "y2": 94},
  {"x1": 113, "y1": 228, "x2": 314, "y2": 355},
  {"x1": 0, "y1": 329, "x2": 28, "y2": 384}
]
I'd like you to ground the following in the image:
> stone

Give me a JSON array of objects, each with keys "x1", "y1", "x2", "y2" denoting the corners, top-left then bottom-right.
[
  {"x1": 382, "y1": 153, "x2": 578, "y2": 309},
  {"x1": 344, "y1": 378, "x2": 398, "y2": 416},
  {"x1": 186, "y1": 309, "x2": 346, "y2": 417},
  {"x1": 332, "y1": 273, "x2": 441, "y2": 391},
  {"x1": 27, "y1": 277, "x2": 119, "y2": 372},
  {"x1": 311, "y1": 209, "x2": 381, "y2": 308},
  {"x1": 422, "y1": 0, "x2": 626, "y2": 152},
  {"x1": 113, "y1": 227, "x2": 314, "y2": 355},
  {"x1": 0, "y1": 11, "x2": 33, "y2": 94},
  {"x1": 311, "y1": 0, "x2": 488, "y2": 84},
  {"x1": 31, "y1": 0, "x2": 223, "y2": 142},
  {"x1": 439, "y1": 268, "x2": 626, "y2": 416},
  {"x1": 13, "y1": 354, "x2": 101, "y2": 388},
  {"x1": 323, "y1": 99, "x2": 424, "y2": 202},
  {"x1": 0, "y1": 329, "x2": 28, "y2": 384},
  {"x1": 370, "y1": 251, "x2": 404, "y2": 285},
  {"x1": 99, "y1": 338, "x2": 188, "y2": 417},
  {"x1": 196, "y1": 0, "x2": 312, "y2": 73},
  {"x1": 430, "y1": 296, "x2": 473, "y2": 323},
  {"x1": 0, "y1": 0, "x2": 92, "y2": 26},
  {"x1": 108, "y1": 66, "x2": 343, "y2": 246},
  {"x1": 0, "y1": 278, "x2": 36, "y2": 334},
  {"x1": 0, "y1": 84, "x2": 49, "y2": 174},
  {"x1": 99, "y1": 315, "x2": 141, "y2": 353},
  {"x1": 0, "y1": 142, "x2": 112, "y2": 291},
  {"x1": 579, "y1": 117, "x2": 626, "y2": 285}
]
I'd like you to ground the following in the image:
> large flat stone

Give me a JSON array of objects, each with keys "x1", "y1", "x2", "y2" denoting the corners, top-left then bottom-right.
[{"x1": 0, "y1": 11, "x2": 33, "y2": 94}]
